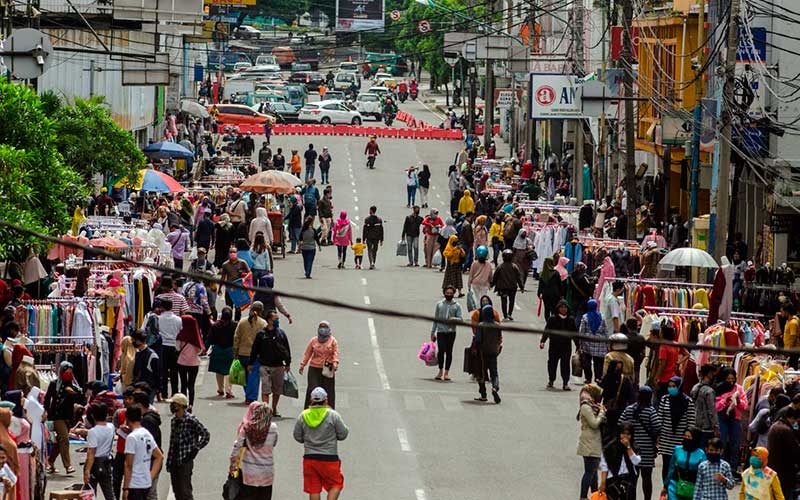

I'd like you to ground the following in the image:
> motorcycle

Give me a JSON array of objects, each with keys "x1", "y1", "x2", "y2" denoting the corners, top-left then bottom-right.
[
  {"x1": 384, "y1": 112, "x2": 395, "y2": 126},
  {"x1": 366, "y1": 155, "x2": 377, "y2": 169},
  {"x1": 410, "y1": 88, "x2": 418, "y2": 100},
  {"x1": 398, "y1": 91, "x2": 408, "y2": 103}
]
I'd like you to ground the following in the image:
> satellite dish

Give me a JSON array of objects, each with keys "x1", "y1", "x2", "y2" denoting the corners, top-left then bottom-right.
[{"x1": 1, "y1": 28, "x2": 53, "y2": 79}]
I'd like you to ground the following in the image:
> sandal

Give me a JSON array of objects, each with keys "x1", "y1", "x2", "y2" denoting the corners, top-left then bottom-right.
[
  {"x1": 46, "y1": 465, "x2": 56, "y2": 474},
  {"x1": 217, "y1": 390, "x2": 224, "y2": 396},
  {"x1": 443, "y1": 376, "x2": 452, "y2": 381},
  {"x1": 434, "y1": 375, "x2": 443, "y2": 381},
  {"x1": 474, "y1": 397, "x2": 488, "y2": 402},
  {"x1": 66, "y1": 466, "x2": 76, "y2": 474}
]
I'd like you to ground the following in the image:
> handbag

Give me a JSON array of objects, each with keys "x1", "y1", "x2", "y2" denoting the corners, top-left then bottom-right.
[
  {"x1": 282, "y1": 370, "x2": 299, "y2": 398},
  {"x1": 322, "y1": 361, "x2": 335, "y2": 378},
  {"x1": 674, "y1": 453, "x2": 696, "y2": 500},
  {"x1": 396, "y1": 240, "x2": 408, "y2": 257},
  {"x1": 229, "y1": 359, "x2": 246, "y2": 387},
  {"x1": 222, "y1": 442, "x2": 247, "y2": 500},
  {"x1": 466, "y1": 290, "x2": 477, "y2": 311},
  {"x1": 432, "y1": 250, "x2": 442, "y2": 267}
]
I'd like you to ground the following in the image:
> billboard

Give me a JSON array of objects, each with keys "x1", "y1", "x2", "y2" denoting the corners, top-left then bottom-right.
[
  {"x1": 529, "y1": 74, "x2": 583, "y2": 119},
  {"x1": 336, "y1": 0, "x2": 384, "y2": 32}
]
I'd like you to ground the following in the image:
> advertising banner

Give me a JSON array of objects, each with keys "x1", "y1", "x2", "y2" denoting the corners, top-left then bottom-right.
[
  {"x1": 529, "y1": 74, "x2": 583, "y2": 119},
  {"x1": 336, "y1": 0, "x2": 384, "y2": 32}
]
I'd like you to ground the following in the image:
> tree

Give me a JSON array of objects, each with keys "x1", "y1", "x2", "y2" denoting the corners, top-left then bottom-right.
[
  {"x1": 0, "y1": 82, "x2": 87, "y2": 259},
  {"x1": 256, "y1": 0, "x2": 310, "y2": 24}
]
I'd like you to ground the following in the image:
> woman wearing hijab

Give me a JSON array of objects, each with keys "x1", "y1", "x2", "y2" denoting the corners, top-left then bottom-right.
[
  {"x1": 510, "y1": 230, "x2": 534, "y2": 287},
  {"x1": 438, "y1": 218, "x2": 457, "y2": 271},
  {"x1": 598, "y1": 423, "x2": 641, "y2": 500},
  {"x1": 117, "y1": 336, "x2": 136, "y2": 387},
  {"x1": 567, "y1": 262, "x2": 594, "y2": 329},
  {"x1": 299, "y1": 321, "x2": 339, "y2": 409},
  {"x1": 663, "y1": 427, "x2": 706, "y2": 500},
  {"x1": 555, "y1": 256, "x2": 569, "y2": 281},
  {"x1": 577, "y1": 383, "x2": 606, "y2": 500},
  {"x1": 318, "y1": 147, "x2": 332, "y2": 185},
  {"x1": 229, "y1": 402, "x2": 279, "y2": 500},
  {"x1": 538, "y1": 257, "x2": 564, "y2": 320},
  {"x1": 740, "y1": 447, "x2": 784, "y2": 500},
  {"x1": 619, "y1": 386, "x2": 661, "y2": 500},
  {"x1": 214, "y1": 214, "x2": 236, "y2": 269},
  {"x1": 332, "y1": 211, "x2": 353, "y2": 269},
  {"x1": 472, "y1": 215, "x2": 489, "y2": 251},
  {"x1": 209, "y1": 307, "x2": 236, "y2": 399},
  {"x1": 657, "y1": 376, "x2": 696, "y2": 484},
  {"x1": 714, "y1": 367, "x2": 748, "y2": 472},
  {"x1": 578, "y1": 299, "x2": 608, "y2": 384},
  {"x1": 471, "y1": 299, "x2": 503, "y2": 404},
  {"x1": 600, "y1": 360, "x2": 637, "y2": 445},
  {"x1": 441, "y1": 235, "x2": 466, "y2": 296},
  {"x1": 176, "y1": 315, "x2": 205, "y2": 406},
  {"x1": 594, "y1": 256, "x2": 616, "y2": 304},
  {"x1": 458, "y1": 189, "x2": 475, "y2": 215},
  {"x1": 43, "y1": 361, "x2": 83, "y2": 474}
]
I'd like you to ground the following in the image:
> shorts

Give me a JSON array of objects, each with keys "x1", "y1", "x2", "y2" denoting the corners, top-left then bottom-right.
[
  {"x1": 302, "y1": 458, "x2": 344, "y2": 494},
  {"x1": 259, "y1": 366, "x2": 285, "y2": 396}
]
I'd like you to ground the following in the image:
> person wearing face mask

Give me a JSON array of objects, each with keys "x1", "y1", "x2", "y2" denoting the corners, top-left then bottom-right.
[
  {"x1": 299, "y1": 321, "x2": 339, "y2": 409},
  {"x1": 577, "y1": 383, "x2": 606, "y2": 500},
  {"x1": 740, "y1": 447, "x2": 785, "y2": 500},
  {"x1": 430, "y1": 286, "x2": 463, "y2": 381},
  {"x1": 234, "y1": 302, "x2": 268, "y2": 405},
  {"x1": 598, "y1": 423, "x2": 641, "y2": 500},
  {"x1": 657, "y1": 377, "x2": 696, "y2": 486},
  {"x1": 43, "y1": 361, "x2": 84, "y2": 474},
  {"x1": 249, "y1": 311, "x2": 292, "y2": 417},
  {"x1": 662, "y1": 427, "x2": 706, "y2": 500},
  {"x1": 471, "y1": 299, "x2": 502, "y2": 404},
  {"x1": 619, "y1": 386, "x2": 660, "y2": 500},
  {"x1": 165, "y1": 393, "x2": 210, "y2": 500},
  {"x1": 540, "y1": 299, "x2": 577, "y2": 391},
  {"x1": 422, "y1": 209, "x2": 444, "y2": 268},
  {"x1": 713, "y1": 367, "x2": 748, "y2": 474},
  {"x1": 692, "y1": 438, "x2": 734, "y2": 500},
  {"x1": 766, "y1": 406, "x2": 800, "y2": 497}
]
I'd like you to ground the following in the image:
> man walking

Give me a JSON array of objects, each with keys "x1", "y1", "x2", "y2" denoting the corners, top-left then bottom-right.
[
  {"x1": 122, "y1": 406, "x2": 163, "y2": 500},
  {"x1": 84, "y1": 403, "x2": 115, "y2": 500},
  {"x1": 318, "y1": 190, "x2": 333, "y2": 245},
  {"x1": 249, "y1": 310, "x2": 292, "y2": 417},
  {"x1": 304, "y1": 144, "x2": 318, "y2": 181},
  {"x1": 258, "y1": 143, "x2": 272, "y2": 170},
  {"x1": 690, "y1": 363, "x2": 720, "y2": 448},
  {"x1": 401, "y1": 206, "x2": 423, "y2": 267},
  {"x1": 165, "y1": 393, "x2": 210, "y2": 500},
  {"x1": 294, "y1": 387, "x2": 349, "y2": 500},
  {"x1": 157, "y1": 299, "x2": 182, "y2": 399},
  {"x1": 302, "y1": 179, "x2": 321, "y2": 219},
  {"x1": 539, "y1": 300, "x2": 576, "y2": 391},
  {"x1": 362, "y1": 206, "x2": 384, "y2": 270}
]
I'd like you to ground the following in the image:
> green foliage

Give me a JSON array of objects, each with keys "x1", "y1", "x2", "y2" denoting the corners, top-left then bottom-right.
[{"x1": 255, "y1": 0, "x2": 310, "y2": 24}]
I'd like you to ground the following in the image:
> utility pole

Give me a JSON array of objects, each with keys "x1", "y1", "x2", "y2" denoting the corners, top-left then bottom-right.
[
  {"x1": 689, "y1": 0, "x2": 705, "y2": 226},
  {"x1": 622, "y1": 0, "x2": 636, "y2": 238},
  {"x1": 710, "y1": 0, "x2": 739, "y2": 260},
  {"x1": 598, "y1": 0, "x2": 608, "y2": 199},
  {"x1": 89, "y1": 59, "x2": 95, "y2": 97},
  {"x1": 573, "y1": 0, "x2": 585, "y2": 203},
  {"x1": 483, "y1": 0, "x2": 496, "y2": 147},
  {"x1": 524, "y1": 3, "x2": 536, "y2": 163}
]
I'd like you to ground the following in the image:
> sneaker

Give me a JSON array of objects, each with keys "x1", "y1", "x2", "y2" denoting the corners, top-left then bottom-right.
[
  {"x1": 546, "y1": 381, "x2": 554, "y2": 389},
  {"x1": 492, "y1": 390, "x2": 501, "y2": 404},
  {"x1": 562, "y1": 385, "x2": 571, "y2": 391}
]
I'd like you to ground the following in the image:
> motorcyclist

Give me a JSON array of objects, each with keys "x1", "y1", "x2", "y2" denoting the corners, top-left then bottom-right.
[
  {"x1": 325, "y1": 70, "x2": 335, "y2": 87},
  {"x1": 382, "y1": 97, "x2": 398, "y2": 116},
  {"x1": 397, "y1": 80, "x2": 408, "y2": 101},
  {"x1": 347, "y1": 81, "x2": 359, "y2": 99},
  {"x1": 410, "y1": 78, "x2": 418, "y2": 95},
  {"x1": 365, "y1": 135, "x2": 381, "y2": 167}
]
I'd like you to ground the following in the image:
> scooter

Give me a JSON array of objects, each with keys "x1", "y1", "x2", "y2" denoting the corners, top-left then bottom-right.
[
  {"x1": 384, "y1": 112, "x2": 395, "y2": 126},
  {"x1": 410, "y1": 88, "x2": 418, "y2": 100}
]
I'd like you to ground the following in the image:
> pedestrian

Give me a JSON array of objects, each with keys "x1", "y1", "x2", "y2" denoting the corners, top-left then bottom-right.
[
  {"x1": 766, "y1": 406, "x2": 800, "y2": 496},
  {"x1": 131, "y1": 330, "x2": 161, "y2": 403},
  {"x1": 713, "y1": 367, "x2": 748, "y2": 473},
  {"x1": 467, "y1": 246, "x2": 493, "y2": 301},
  {"x1": 122, "y1": 405, "x2": 163, "y2": 500},
  {"x1": 194, "y1": 211, "x2": 215, "y2": 253},
  {"x1": 421, "y1": 209, "x2": 444, "y2": 268},
  {"x1": 290, "y1": 150, "x2": 302, "y2": 178},
  {"x1": 441, "y1": 235, "x2": 466, "y2": 296},
  {"x1": 332, "y1": 211, "x2": 353, "y2": 269},
  {"x1": 567, "y1": 262, "x2": 593, "y2": 329},
  {"x1": 460, "y1": 212, "x2": 475, "y2": 271},
  {"x1": 233, "y1": 302, "x2": 268, "y2": 404},
  {"x1": 491, "y1": 249, "x2": 524, "y2": 321},
  {"x1": 258, "y1": 143, "x2": 272, "y2": 169},
  {"x1": 165, "y1": 393, "x2": 210, "y2": 500},
  {"x1": 603, "y1": 333, "x2": 635, "y2": 380},
  {"x1": 249, "y1": 207, "x2": 273, "y2": 251},
  {"x1": 304, "y1": 144, "x2": 318, "y2": 181},
  {"x1": 84, "y1": 403, "x2": 115, "y2": 500},
  {"x1": 230, "y1": 402, "x2": 278, "y2": 500},
  {"x1": 540, "y1": 299, "x2": 576, "y2": 390},
  {"x1": 578, "y1": 299, "x2": 608, "y2": 384},
  {"x1": 214, "y1": 215, "x2": 236, "y2": 269},
  {"x1": 692, "y1": 437, "x2": 734, "y2": 500},
  {"x1": 401, "y1": 206, "x2": 423, "y2": 267},
  {"x1": 293, "y1": 387, "x2": 349, "y2": 500},
  {"x1": 249, "y1": 310, "x2": 292, "y2": 416},
  {"x1": 599, "y1": 360, "x2": 636, "y2": 446},
  {"x1": 690, "y1": 364, "x2": 720, "y2": 449},
  {"x1": 619, "y1": 386, "x2": 661, "y2": 500},
  {"x1": 405, "y1": 167, "x2": 418, "y2": 207},
  {"x1": 662, "y1": 427, "x2": 706, "y2": 500},
  {"x1": 299, "y1": 321, "x2": 339, "y2": 409},
  {"x1": 288, "y1": 196, "x2": 303, "y2": 254},
  {"x1": 166, "y1": 224, "x2": 189, "y2": 270},
  {"x1": 44, "y1": 361, "x2": 83, "y2": 474},
  {"x1": 418, "y1": 164, "x2": 431, "y2": 208},
  {"x1": 472, "y1": 301, "x2": 502, "y2": 404},
  {"x1": 510, "y1": 229, "x2": 534, "y2": 287},
  {"x1": 250, "y1": 233, "x2": 272, "y2": 281},
  {"x1": 473, "y1": 215, "x2": 488, "y2": 252},
  {"x1": 597, "y1": 423, "x2": 641, "y2": 500},
  {"x1": 318, "y1": 147, "x2": 332, "y2": 185},
  {"x1": 157, "y1": 298, "x2": 183, "y2": 399},
  {"x1": 577, "y1": 383, "x2": 606, "y2": 500},
  {"x1": 430, "y1": 286, "x2": 463, "y2": 381},
  {"x1": 176, "y1": 315, "x2": 204, "y2": 407},
  {"x1": 318, "y1": 191, "x2": 334, "y2": 245},
  {"x1": 538, "y1": 257, "x2": 564, "y2": 319},
  {"x1": 489, "y1": 213, "x2": 505, "y2": 265},
  {"x1": 658, "y1": 377, "x2": 696, "y2": 485},
  {"x1": 273, "y1": 148, "x2": 285, "y2": 171},
  {"x1": 302, "y1": 179, "x2": 321, "y2": 219},
  {"x1": 300, "y1": 216, "x2": 322, "y2": 279},
  {"x1": 438, "y1": 217, "x2": 457, "y2": 272},
  {"x1": 362, "y1": 206, "x2": 384, "y2": 270},
  {"x1": 351, "y1": 238, "x2": 366, "y2": 269},
  {"x1": 208, "y1": 307, "x2": 236, "y2": 399},
  {"x1": 649, "y1": 323, "x2": 687, "y2": 402}
]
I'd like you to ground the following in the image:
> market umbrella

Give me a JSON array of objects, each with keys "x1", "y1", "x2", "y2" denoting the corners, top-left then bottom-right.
[
  {"x1": 658, "y1": 247, "x2": 719, "y2": 269},
  {"x1": 114, "y1": 169, "x2": 186, "y2": 193},
  {"x1": 180, "y1": 99, "x2": 210, "y2": 118},
  {"x1": 142, "y1": 141, "x2": 194, "y2": 160},
  {"x1": 88, "y1": 237, "x2": 129, "y2": 248},
  {"x1": 239, "y1": 170, "x2": 302, "y2": 194}
]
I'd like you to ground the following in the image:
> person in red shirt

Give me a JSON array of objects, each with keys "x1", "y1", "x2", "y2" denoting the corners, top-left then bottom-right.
[
  {"x1": 520, "y1": 161, "x2": 533, "y2": 180},
  {"x1": 650, "y1": 323, "x2": 687, "y2": 401},
  {"x1": 421, "y1": 209, "x2": 444, "y2": 268}
]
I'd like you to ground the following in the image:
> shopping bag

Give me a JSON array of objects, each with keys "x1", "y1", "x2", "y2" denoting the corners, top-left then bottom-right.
[
  {"x1": 229, "y1": 359, "x2": 246, "y2": 387},
  {"x1": 78, "y1": 486, "x2": 95, "y2": 500},
  {"x1": 571, "y1": 352, "x2": 583, "y2": 377},
  {"x1": 282, "y1": 370, "x2": 299, "y2": 398},
  {"x1": 418, "y1": 341, "x2": 437, "y2": 366},
  {"x1": 466, "y1": 290, "x2": 477, "y2": 311},
  {"x1": 227, "y1": 276, "x2": 253, "y2": 310},
  {"x1": 432, "y1": 250, "x2": 442, "y2": 267},
  {"x1": 589, "y1": 492, "x2": 606, "y2": 500},
  {"x1": 396, "y1": 240, "x2": 408, "y2": 257}
]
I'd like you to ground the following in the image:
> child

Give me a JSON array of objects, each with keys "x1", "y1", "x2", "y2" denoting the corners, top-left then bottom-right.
[
  {"x1": 692, "y1": 437, "x2": 734, "y2": 500},
  {"x1": 352, "y1": 238, "x2": 366, "y2": 269},
  {"x1": 0, "y1": 445, "x2": 17, "y2": 500}
]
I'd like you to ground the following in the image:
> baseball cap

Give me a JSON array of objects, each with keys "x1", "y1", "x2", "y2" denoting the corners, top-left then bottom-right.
[
  {"x1": 310, "y1": 387, "x2": 328, "y2": 403},
  {"x1": 166, "y1": 393, "x2": 189, "y2": 407}
]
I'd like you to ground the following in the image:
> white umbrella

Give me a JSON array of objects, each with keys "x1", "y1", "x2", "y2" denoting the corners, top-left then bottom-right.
[
  {"x1": 180, "y1": 99, "x2": 210, "y2": 118},
  {"x1": 658, "y1": 247, "x2": 719, "y2": 269}
]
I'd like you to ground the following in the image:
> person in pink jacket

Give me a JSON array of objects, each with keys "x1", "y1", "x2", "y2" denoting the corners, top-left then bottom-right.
[
  {"x1": 714, "y1": 367, "x2": 748, "y2": 472},
  {"x1": 332, "y1": 211, "x2": 353, "y2": 269},
  {"x1": 299, "y1": 321, "x2": 340, "y2": 409},
  {"x1": 176, "y1": 315, "x2": 205, "y2": 407}
]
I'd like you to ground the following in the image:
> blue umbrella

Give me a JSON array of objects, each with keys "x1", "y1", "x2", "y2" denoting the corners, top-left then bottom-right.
[{"x1": 142, "y1": 141, "x2": 194, "y2": 159}]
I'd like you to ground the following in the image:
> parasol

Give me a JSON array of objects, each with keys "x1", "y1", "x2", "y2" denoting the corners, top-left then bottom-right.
[
  {"x1": 114, "y1": 169, "x2": 186, "y2": 193},
  {"x1": 142, "y1": 141, "x2": 194, "y2": 160},
  {"x1": 180, "y1": 99, "x2": 210, "y2": 118},
  {"x1": 658, "y1": 247, "x2": 719, "y2": 269},
  {"x1": 239, "y1": 170, "x2": 303, "y2": 194}
]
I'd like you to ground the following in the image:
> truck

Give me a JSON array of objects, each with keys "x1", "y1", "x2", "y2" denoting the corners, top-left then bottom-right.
[
  {"x1": 207, "y1": 51, "x2": 252, "y2": 72},
  {"x1": 364, "y1": 52, "x2": 408, "y2": 77},
  {"x1": 222, "y1": 80, "x2": 256, "y2": 101}
]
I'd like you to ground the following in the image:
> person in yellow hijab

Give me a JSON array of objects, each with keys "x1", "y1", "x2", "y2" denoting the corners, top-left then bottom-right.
[
  {"x1": 458, "y1": 189, "x2": 475, "y2": 215},
  {"x1": 71, "y1": 206, "x2": 85, "y2": 236},
  {"x1": 442, "y1": 235, "x2": 466, "y2": 296},
  {"x1": 116, "y1": 336, "x2": 136, "y2": 386}
]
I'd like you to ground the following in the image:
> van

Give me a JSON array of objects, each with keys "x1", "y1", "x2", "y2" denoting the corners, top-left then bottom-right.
[
  {"x1": 284, "y1": 84, "x2": 307, "y2": 109},
  {"x1": 333, "y1": 72, "x2": 357, "y2": 91},
  {"x1": 271, "y1": 46, "x2": 296, "y2": 69}
]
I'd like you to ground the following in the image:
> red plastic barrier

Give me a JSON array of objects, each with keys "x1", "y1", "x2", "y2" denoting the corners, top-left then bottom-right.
[{"x1": 247, "y1": 122, "x2": 462, "y2": 140}]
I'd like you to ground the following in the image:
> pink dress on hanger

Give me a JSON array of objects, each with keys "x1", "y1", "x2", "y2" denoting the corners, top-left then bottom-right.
[
  {"x1": 10, "y1": 415, "x2": 31, "y2": 500},
  {"x1": 594, "y1": 256, "x2": 616, "y2": 304}
]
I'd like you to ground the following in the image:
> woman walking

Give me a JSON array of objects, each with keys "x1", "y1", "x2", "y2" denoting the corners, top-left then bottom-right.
[
  {"x1": 467, "y1": 246, "x2": 493, "y2": 302},
  {"x1": 657, "y1": 376, "x2": 696, "y2": 484},
  {"x1": 250, "y1": 233, "x2": 271, "y2": 282},
  {"x1": 473, "y1": 215, "x2": 488, "y2": 251},
  {"x1": 214, "y1": 214, "x2": 236, "y2": 268},
  {"x1": 405, "y1": 167, "x2": 418, "y2": 207},
  {"x1": 287, "y1": 198, "x2": 303, "y2": 254},
  {"x1": 619, "y1": 386, "x2": 661, "y2": 500},
  {"x1": 299, "y1": 321, "x2": 339, "y2": 409},
  {"x1": 491, "y1": 249, "x2": 524, "y2": 321},
  {"x1": 299, "y1": 216, "x2": 322, "y2": 278},
  {"x1": 209, "y1": 307, "x2": 236, "y2": 399},
  {"x1": 662, "y1": 427, "x2": 706, "y2": 500},
  {"x1": 714, "y1": 366, "x2": 747, "y2": 473},
  {"x1": 537, "y1": 257, "x2": 564, "y2": 319},
  {"x1": 567, "y1": 262, "x2": 594, "y2": 329},
  {"x1": 318, "y1": 147, "x2": 332, "y2": 185},
  {"x1": 418, "y1": 164, "x2": 431, "y2": 208},
  {"x1": 441, "y1": 235, "x2": 466, "y2": 296},
  {"x1": 600, "y1": 359, "x2": 636, "y2": 446},
  {"x1": 472, "y1": 301, "x2": 503, "y2": 404},
  {"x1": 598, "y1": 423, "x2": 641, "y2": 500},
  {"x1": 578, "y1": 299, "x2": 608, "y2": 384},
  {"x1": 510, "y1": 229, "x2": 534, "y2": 287},
  {"x1": 332, "y1": 211, "x2": 353, "y2": 269},
  {"x1": 45, "y1": 361, "x2": 83, "y2": 474},
  {"x1": 229, "y1": 402, "x2": 278, "y2": 500},
  {"x1": 577, "y1": 383, "x2": 606, "y2": 500},
  {"x1": 176, "y1": 314, "x2": 204, "y2": 407},
  {"x1": 540, "y1": 299, "x2": 577, "y2": 390}
]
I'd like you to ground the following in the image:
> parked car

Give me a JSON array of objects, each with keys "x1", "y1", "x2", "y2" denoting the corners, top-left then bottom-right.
[
  {"x1": 265, "y1": 101, "x2": 300, "y2": 123},
  {"x1": 355, "y1": 92, "x2": 383, "y2": 120},
  {"x1": 333, "y1": 72, "x2": 357, "y2": 91},
  {"x1": 232, "y1": 25, "x2": 261, "y2": 40},
  {"x1": 209, "y1": 104, "x2": 273, "y2": 125},
  {"x1": 254, "y1": 55, "x2": 281, "y2": 72},
  {"x1": 298, "y1": 100, "x2": 363, "y2": 125},
  {"x1": 321, "y1": 90, "x2": 345, "y2": 101}
]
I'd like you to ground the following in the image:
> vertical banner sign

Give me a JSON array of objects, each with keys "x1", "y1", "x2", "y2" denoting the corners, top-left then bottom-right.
[{"x1": 336, "y1": 0, "x2": 385, "y2": 31}]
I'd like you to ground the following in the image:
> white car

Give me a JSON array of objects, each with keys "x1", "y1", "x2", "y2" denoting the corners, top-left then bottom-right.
[
  {"x1": 333, "y1": 72, "x2": 358, "y2": 91},
  {"x1": 373, "y1": 71, "x2": 393, "y2": 83},
  {"x1": 233, "y1": 62, "x2": 252, "y2": 72},
  {"x1": 233, "y1": 25, "x2": 261, "y2": 40},
  {"x1": 355, "y1": 93, "x2": 383, "y2": 120},
  {"x1": 298, "y1": 100, "x2": 363, "y2": 125},
  {"x1": 367, "y1": 86, "x2": 392, "y2": 99},
  {"x1": 253, "y1": 56, "x2": 281, "y2": 73}
]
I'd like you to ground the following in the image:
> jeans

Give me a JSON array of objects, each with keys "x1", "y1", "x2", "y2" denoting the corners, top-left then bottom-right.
[
  {"x1": 113, "y1": 452, "x2": 125, "y2": 500},
  {"x1": 436, "y1": 331, "x2": 456, "y2": 370},
  {"x1": 301, "y1": 248, "x2": 316, "y2": 277},
  {"x1": 305, "y1": 165, "x2": 315, "y2": 181},
  {"x1": 547, "y1": 345, "x2": 571, "y2": 385},
  {"x1": 719, "y1": 417, "x2": 742, "y2": 471},
  {"x1": 127, "y1": 489, "x2": 149, "y2": 500},
  {"x1": 580, "y1": 456, "x2": 600, "y2": 498},
  {"x1": 289, "y1": 227, "x2": 301, "y2": 252},
  {"x1": 170, "y1": 460, "x2": 194, "y2": 500},
  {"x1": 177, "y1": 364, "x2": 199, "y2": 406},
  {"x1": 239, "y1": 356, "x2": 261, "y2": 402},
  {"x1": 661, "y1": 454, "x2": 672, "y2": 484},
  {"x1": 419, "y1": 186, "x2": 429, "y2": 206},
  {"x1": 405, "y1": 236, "x2": 419, "y2": 265},
  {"x1": 320, "y1": 166, "x2": 330, "y2": 184},
  {"x1": 462, "y1": 247, "x2": 473, "y2": 271},
  {"x1": 492, "y1": 240, "x2": 502, "y2": 265},
  {"x1": 581, "y1": 353, "x2": 605, "y2": 382},
  {"x1": 478, "y1": 353, "x2": 499, "y2": 397},
  {"x1": 406, "y1": 185, "x2": 417, "y2": 206},
  {"x1": 89, "y1": 456, "x2": 114, "y2": 500},
  {"x1": 499, "y1": 291, "x2": 517, "y2": 318},
  {"x1": 336, "y1": 245, "x2": 348, "y2": 263},
  {"x1": 162, "y1": 345, "x2": 179, "y2": 397},
  {"x1": 366, "y1": 239, "x2": 380, "y2": 266},
  {"x1": 305, "y1": 205, "x2": 317, "y2": 219}
]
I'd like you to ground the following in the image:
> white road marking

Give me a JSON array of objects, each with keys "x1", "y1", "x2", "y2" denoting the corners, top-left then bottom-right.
[
  {"x1": 354, "y1": 196, "x2": 359, "y2": 202},
  {"x1": 440, "y1": 395, "x2": 463, "y2": 411},
  {"x1": 354, "y1": 206, "x2": 359, "y2": 211},
  {"x1": 367, "y1": 317, "x2": 391, "y2": 390},
  {"x1": 435, "y1": 193, "x2": 441, "y2": 198},
  {"x1": 396, "y1": 428, "x2": 411, "y2": 451},
  {"x1": 361, "y1": 278, "x2": 367, "y2": 285},
  {"x1": 415, "y1": 489, "x2": 427, "y2": 500},
  {"x1": 353, "y1": 189, "x2": 357, "y2": 193},
  {"x1": 355, "y1": 215, "x2": 360, "y2": 221},
  {"x1": 351, "y1": 181, "x2": 356, "y2": 186},
  {"x1": 364, "y1": 295, "x2": 371, "y2": 305}
]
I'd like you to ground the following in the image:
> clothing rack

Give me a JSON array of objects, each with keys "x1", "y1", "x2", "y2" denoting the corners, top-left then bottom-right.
[
  {"x1": 617, "y1": 277, "x2": 710, "y2": 288},
  {"x1": 646, "y1": 306, "x2": 763, "y2": 318}
]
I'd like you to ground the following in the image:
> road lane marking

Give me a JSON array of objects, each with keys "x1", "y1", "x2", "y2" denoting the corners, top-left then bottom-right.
[
  {"x1": 415, "y1": 489, "x2": 427, "y2": 500},
  {"x1": 435, "y1": 193, "x2": 441, "y2": 198},
  {"x1": 396, "y1": 428, "x2": 411, "y2": 451},
  {"x1": 367, "y1": 317, "x2": 391, "y2": 390},
  {"x1": 354, "y1": 196, "x2": 359, "y2": 202},
  {"x1": 355, "y1": 215, "x2": 360, "y2": 221},
  {"x1": 354, "y1": 206, "x2": 359, "y2": 211},
  {"x1": 364, "y1": 295, "x2": 371, "y2": 305},
  {"x1": 351, "y1": 181, "x2": 356, "y2": 186},
  {"x1": 361, "y1": 278, "x2": 367, "y2": 285},
  {"x1": 353, "y1": 188, "x2": 357, "y2": 193}
]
